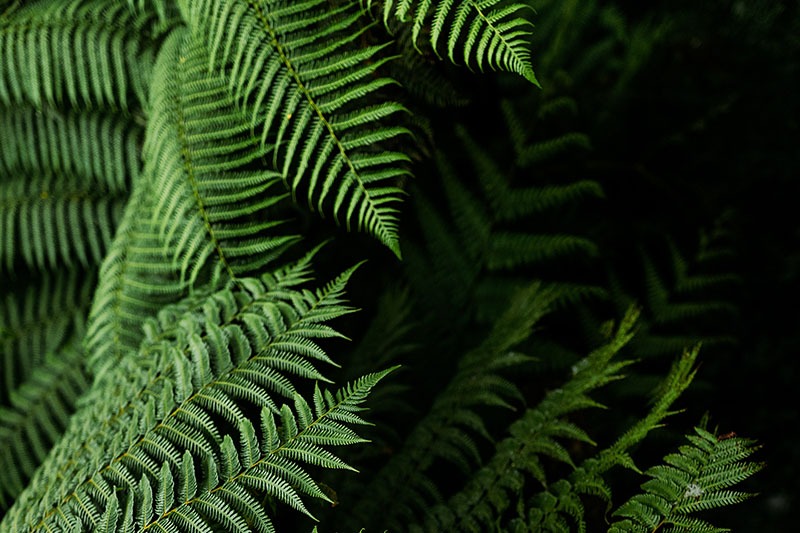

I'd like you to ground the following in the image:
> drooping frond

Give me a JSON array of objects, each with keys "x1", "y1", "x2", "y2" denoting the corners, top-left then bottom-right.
[
  {"x1": 180, "y1": 0, "x2": 412, "y2": 256},
  {"x1": 609, "y1": 427, "x2": 762, "y2": 533},
  {"x1": 368, "y1": 0, "x2": 539, "y2": 85},
  {"x1": 349, "y1": 284, "x2": 554, "y2": 530},
  {"x1": 1, "y1": 263, "x2": 389, "y2": 532},
  {"x1": 0, "y1": 0, "x2": 164, "y2": 111},
  {"x1": 145, "y1": 28, "x2": 300, "y2": 284}
]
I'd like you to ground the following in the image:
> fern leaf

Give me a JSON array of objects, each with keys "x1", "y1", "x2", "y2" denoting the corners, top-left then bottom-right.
[
  {"x1": 0, "y1": 0, "x2": 162, "y2": 110},
  {"x1": 0, "y1": 264, "x2": 385, "y2": 533},
  {"x1": 609, "y1": 427, "x2": 762, "y2": 532},
  {"x1": 370, "y1": 0, "x2": 539, "y2": 84},
  {"x1": 180, "y1": 0, "x2": 412, "y2": 256}
]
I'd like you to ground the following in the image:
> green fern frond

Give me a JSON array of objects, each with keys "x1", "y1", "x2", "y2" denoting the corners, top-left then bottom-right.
[
  {"x1": 0, "y1": 0, "x2": 163, "y2": 110},
  {"x1": 506, "y1": 345, "x2": 701, "y2": 532},
  {"x1": 0, "y1": 173, "x2": 126, "y2": 272},
  {"x1": 1, "y1": 264, "x2": 386, "y2": 532},
  {"x1": 0, "y1": 271, "x2": 94, "y2": 509},
  {"x1": 145, "y1": 28, "x2": 299, "y2": 284},
  {"x1": 0, "y1": 271, "x2": 92, "y2": 398},
  {"x1": 181, "y1": 0, "x2": 412, "y2": 256},
  {"x1": 609, "y1": 427, "x2": 762, "y2": 532},
  {"x1": 0, "y1": 337, "x2": 89, "y2": 510},
  {"x1": 349, "y1": 284, "x2": 553, "y2": 530},
  {"x1": 0, "y1": 107, "x2": 140, "y2": 192},
  {"x1": 408, "y1": 307, "x2": 640, "y2": 532},
  {"x1": 369, "y1": 0, "x2": 539, "y2": 85}
]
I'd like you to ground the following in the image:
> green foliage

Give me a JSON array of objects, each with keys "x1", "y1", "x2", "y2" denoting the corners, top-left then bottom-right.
[
  {"x1": 609, "y1": 427, "x2": 762, "y2": 532},
  {"x1": 0, "y1": 0, "x2": 769, "y2": 531}
]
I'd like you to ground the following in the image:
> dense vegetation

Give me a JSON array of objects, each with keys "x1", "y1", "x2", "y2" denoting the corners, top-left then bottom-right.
[{"x1": 1, "y1": 0, "x2": 796, "y2": 531}]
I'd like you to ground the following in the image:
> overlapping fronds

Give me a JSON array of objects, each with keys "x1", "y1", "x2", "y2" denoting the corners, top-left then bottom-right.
[
  {"x1": 406, "y1": 307, "x2": 640, "y2": 532},
  {"x1": 0, "y1": 0, "x2": 163, "y2": 110},
  {"x1": 180, "y1": 0, "x2": 412, "y2": 256},
  {"x1": 0, "y1": 173, "x2": 126, "y2": 272},
  {"x1": 348, "y1": 284, "x2": 553, "y2": 530},
  {"x1": 145, "y1": 28, "x2": 299, "y2": 284},
  {"x1": 84, "y1": 182, "x2": 188, "y2": 378},
  {"x1": 368, "y1": 0, "x2": 539, "y2": 84},
  {"x1": 1, "y1": 262, "x2": 390, "y2": 532},
  {"x1": 609, "y1": 427, "x2": 762, "y2": 532},
  {"x1": 0, "y1": 271, "x2": 93, "y2": 400},
  {"x1": 0, "y1": 107, "x2": 140, "y2": 192},
  {"x1": 518, "y1": 346, "x2": 700, "y2": 531},
  {"x1": 0, "y1": 337, "x2": 89, "y2": 510},
  {"x1": 0, "y1": 271, "x2": 94, "y2": 509}
]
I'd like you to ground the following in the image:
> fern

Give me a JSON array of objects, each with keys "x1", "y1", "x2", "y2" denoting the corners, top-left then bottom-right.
[
  {"x1": 179, "y1": 0, "x2": 412, "y2": 256},
  {"x1": 609, "y1": 427, "x2": 762, "y2": 532},
  {"x1": 0, "y1": 262, "x2": 390, "y2": 532},
  {"x1": 0, "y1": 0, "x2": 162, "y2": 110},
  {"x1": 368, "y1": 0, "x2": 539, "y2": 85}
]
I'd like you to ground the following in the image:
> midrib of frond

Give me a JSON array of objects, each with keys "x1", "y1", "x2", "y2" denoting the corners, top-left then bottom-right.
[
  {"x1": 28, "y1": 282, "x2": 337, "y2": 531},
  {"x1": 173, "y1": 57, "x2": 236, "y2": 283},
  {"x1": 246, "y1": 0, "x2": 400, "y2": 255}
]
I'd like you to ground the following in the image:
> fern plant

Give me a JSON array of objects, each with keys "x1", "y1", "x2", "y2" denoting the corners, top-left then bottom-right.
[{"x1": 0, "y1": 0, "x2": 767, "y2": 531}]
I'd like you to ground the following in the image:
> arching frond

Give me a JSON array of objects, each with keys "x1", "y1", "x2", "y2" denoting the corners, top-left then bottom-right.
[
  {"x1": 0, "y1": 0, "x2": 163, "y2": 110},
  {"x1": 368, "y1": 0, "x2": 539, "y2": 85},
  {"x1": 2, "y1": 264, "x2": 389, "y2": 533},
  {"x1": 180, "y1": 0, "x2": 412, "y2": 256}
]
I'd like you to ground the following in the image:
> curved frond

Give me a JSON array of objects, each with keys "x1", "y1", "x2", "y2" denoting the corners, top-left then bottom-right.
[
  {"x1": 181, "y1": 0, "x2": 412, "y2": 256},
  {"x1": 2, "y1": 263, "x2": 387, "y2": 532},
  {"x1": 369, "y1": 0, "x2": 539, "y2": 84}
]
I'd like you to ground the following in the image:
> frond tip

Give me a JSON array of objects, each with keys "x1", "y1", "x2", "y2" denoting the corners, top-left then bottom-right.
[{"x1": 370, "y1": 0, "x2": 540, "y2": 85}]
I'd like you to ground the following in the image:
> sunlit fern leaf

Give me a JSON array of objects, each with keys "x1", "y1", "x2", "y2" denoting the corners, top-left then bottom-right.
[
  {"x1": 609, "y1": 427, "x2": 762, "y2": 533},
  {"x1": 348, "y1": 284, "x2": 553, "y2": 531},
  {"x1": 368, "y1": 0, "x2": 539, "y2": 85},
  {"x1": 0, "y1": 336, "x2": 89, "y2": 510},
  {"x1": 0, "y1": 107, "x2": 140, "y2": 193},
  {"x1": 145, "y1": 28, "x2": 300, "y2": 286},
  {"x1": 180, "y1": 0, "x2": 412, "y2": 257},
  {"x1": 1, "y1": 263, "x2": 378, "y2": 532},
  {"x1": 0, "y1": 173, "x2": 126, "y2": 272},
  {"x1": 0, "y1": 0, "x2": 163, "y2": 111}
]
